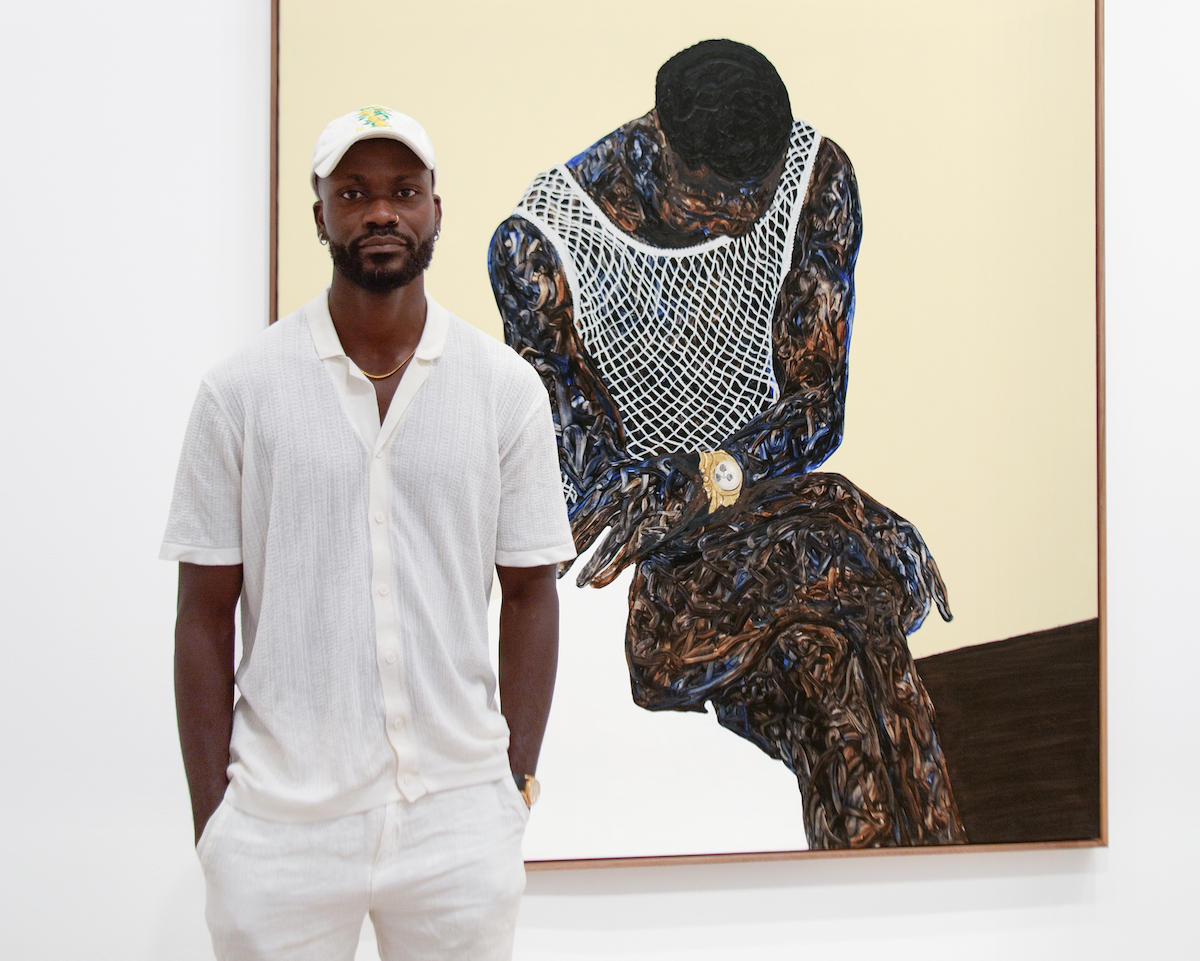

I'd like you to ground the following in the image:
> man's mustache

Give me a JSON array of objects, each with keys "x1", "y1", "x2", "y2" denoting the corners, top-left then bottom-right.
[{"x1": 351, "y1": 229, "x2": 414, "y2": 251}]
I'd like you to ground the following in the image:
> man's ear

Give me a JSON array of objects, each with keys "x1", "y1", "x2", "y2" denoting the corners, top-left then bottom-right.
[
  {"x1": 313, "y1": 200, "x2": 326, "y2": 243},
  {"x1": 433, "y1": 194, "x2": 442, "y2": 236}
]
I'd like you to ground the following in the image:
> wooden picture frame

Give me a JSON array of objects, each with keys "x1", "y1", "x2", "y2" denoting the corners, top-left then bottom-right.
[{"x1": 269, "y1": 0, "x2": 1105, "y2": 868}]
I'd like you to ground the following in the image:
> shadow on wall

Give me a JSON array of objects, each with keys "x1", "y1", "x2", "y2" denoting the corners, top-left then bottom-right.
[{"x1": 520, "y1": 845, "x2": 1100, "y2": 930}]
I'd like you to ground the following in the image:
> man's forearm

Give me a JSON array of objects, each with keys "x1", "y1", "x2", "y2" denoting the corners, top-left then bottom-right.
[
  {"x1": 496, "y1": 564, "x2": 560, "y2": 781},
  {"x1": 175, "y1": 563, "x2": 241, "y2": 843}
]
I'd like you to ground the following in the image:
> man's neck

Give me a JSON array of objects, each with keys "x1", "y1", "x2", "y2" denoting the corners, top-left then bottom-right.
[{"x1": 327, "y1": 272, "x2": 427, "y2": 357}]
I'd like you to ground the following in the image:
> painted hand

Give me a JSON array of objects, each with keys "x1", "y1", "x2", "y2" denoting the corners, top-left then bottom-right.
[{"x1": 570, "y1": 453, "x2": 708, "y2": 588}]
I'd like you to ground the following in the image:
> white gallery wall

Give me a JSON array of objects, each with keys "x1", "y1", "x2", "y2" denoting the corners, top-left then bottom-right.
[{"x1": 0, "y1": 1, "x2": 1194, "y2": 958}]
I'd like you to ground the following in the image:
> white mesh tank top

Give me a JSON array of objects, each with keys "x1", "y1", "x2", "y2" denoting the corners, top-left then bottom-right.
[{"x1": 513, "y1": 120, "x2": 822, "y2": 474}]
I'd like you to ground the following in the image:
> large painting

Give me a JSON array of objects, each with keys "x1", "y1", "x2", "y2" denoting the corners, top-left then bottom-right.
[{"x1": 274, "y1": 0, "x2": 1102, "y2": 864}]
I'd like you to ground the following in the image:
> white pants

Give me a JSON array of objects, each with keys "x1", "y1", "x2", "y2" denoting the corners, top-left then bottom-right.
[{"x1": 197, "y1": 778, "x2": 529, "y2": 961}]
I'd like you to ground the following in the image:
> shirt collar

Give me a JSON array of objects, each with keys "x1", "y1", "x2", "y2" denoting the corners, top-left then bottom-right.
[{"x1": 306, "y1": 286, "x2": 449, "y2": 363}]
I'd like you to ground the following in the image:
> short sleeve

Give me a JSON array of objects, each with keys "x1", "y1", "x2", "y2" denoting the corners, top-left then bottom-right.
[
  {"x1": 160, "y1": 381, "x2": 244, "y2": 565},
  {"x1": 495, "y1": 387, "x2": 576, "y2": 568}
]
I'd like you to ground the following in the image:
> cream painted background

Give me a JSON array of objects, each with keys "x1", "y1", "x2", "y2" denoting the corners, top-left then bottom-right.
[{"x1": 278, "y1": 0, "x2": 1098, "y2": 861}]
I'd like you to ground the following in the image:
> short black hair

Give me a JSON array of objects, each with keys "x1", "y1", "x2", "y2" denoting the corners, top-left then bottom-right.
[{"x1": 655, "y1": 39, "x2": 792, "y2": 181}]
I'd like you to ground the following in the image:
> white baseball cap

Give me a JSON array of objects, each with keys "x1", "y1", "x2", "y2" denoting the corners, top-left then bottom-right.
[{"x1": 311, "y1": 106, "x2": 436, "y2": 185}]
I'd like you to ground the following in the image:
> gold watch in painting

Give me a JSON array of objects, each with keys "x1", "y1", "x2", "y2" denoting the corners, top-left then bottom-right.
[{"x1": 699, "y1": 450, "x2": 743, "y2": 513}]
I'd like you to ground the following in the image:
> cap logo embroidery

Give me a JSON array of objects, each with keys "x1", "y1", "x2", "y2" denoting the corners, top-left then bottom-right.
[{"x1": 356, "y1": 106, "x2": 393, "y2": 130}]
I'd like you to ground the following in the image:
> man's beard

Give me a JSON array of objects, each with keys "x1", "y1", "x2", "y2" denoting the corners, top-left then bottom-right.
[{"x1": 329, "y1": 230, "x2": 435, "y2": 293}]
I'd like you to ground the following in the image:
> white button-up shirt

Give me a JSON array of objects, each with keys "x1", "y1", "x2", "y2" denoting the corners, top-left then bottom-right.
[{"x1": 162, "y1": 290, "x2": 575, "y2": 823}]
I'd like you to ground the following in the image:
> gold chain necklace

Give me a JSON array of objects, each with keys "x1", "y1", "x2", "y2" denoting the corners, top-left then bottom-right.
[{"x1": 359, "y1": 345, "x2": 417, "y2": 380}]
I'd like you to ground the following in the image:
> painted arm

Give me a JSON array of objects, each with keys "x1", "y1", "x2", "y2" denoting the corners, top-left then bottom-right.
[
  {"x1": 496, "y1": 563, "x2": 560, "y2": 790},
  {"x1": 724, "y1": 138, "x2": 858, "y2": 482},
  {"x1": 488, "y1": 216, "x2": 628, "y2": 506},
  {"x1": 174, "y1": 561, "x2": 241, "y2": 843}
]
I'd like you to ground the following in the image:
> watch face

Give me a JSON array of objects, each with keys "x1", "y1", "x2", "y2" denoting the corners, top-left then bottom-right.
[{"x1": 713, "y1": 457, "x2": 743, "y2": 492}]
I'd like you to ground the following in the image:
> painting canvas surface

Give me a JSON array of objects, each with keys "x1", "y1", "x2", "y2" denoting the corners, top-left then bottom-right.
[{"x1": 277, "y1": 0, "x2": 1100, "y2": 861}]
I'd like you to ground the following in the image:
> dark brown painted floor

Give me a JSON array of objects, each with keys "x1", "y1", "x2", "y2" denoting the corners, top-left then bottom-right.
[{"x1": 916, "y1": 618, "x2": 1102, "y2": 844}]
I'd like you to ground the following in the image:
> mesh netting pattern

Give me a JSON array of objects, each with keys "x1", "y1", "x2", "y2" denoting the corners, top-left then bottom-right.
[{"x1": 514, "y1": 121, "x2": 821, "y2": 463}]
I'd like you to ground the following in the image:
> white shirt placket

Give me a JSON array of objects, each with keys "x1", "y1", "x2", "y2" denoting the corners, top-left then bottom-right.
[
  {"x1": 368, "y1": 434, "x2": 424, "y2": 801},
  {"x1": 313, "y1": 297, "x2": 437, "y2": 805}
]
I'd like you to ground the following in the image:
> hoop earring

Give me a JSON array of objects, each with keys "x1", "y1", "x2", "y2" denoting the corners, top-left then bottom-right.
[{"x1": 319, "y1": 235, "x2": 329, "y2": 246}]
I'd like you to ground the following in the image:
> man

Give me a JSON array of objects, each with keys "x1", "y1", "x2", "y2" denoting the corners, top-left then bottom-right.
[
  {"x1": 489, "y1": 41, "x2": 965, "y2": 849},
  {"x1": 164, "y1": 105, "x2": 575, "y2": 960}
]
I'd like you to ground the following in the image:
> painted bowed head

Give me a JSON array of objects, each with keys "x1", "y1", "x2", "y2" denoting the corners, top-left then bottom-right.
[
  {"x1": 651, "y1": 40, "x2": 793, "y2": 237},
  {"x1": 313, "y1": 138, "x2": 442, "y2": 294}
]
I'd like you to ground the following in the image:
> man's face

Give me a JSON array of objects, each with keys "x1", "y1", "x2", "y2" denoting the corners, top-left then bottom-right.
[{"x1": 313, "y1": 138, "x2": 442, "y2": 293}]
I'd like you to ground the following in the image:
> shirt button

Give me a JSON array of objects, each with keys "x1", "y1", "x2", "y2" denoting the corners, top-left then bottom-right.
[
  {"x1": 392, "y1": 717, "x2": 405, "y2": 731},
  {"x1": 375, "y1": 450, "x2": 384, "y2": 459},
  {"x1": 403, "y1": 773, "x2": 418, "y2": 786},
  {"x1": 378, "y1": 584, "x2": 390, "y2": 596},
  {"x1": 385, "y1": 650, "x2": 397, "y2": 664},
  {"x1": 374, "y1": 511, "x2": 385, "y2": 523}
]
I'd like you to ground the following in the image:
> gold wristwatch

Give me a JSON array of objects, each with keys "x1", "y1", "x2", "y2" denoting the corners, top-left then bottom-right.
[
  {"x1": 515, "y1": 774, "x2": 540, "y2": 808},
  {"x1": 699, "y1": 450, "x2": 743, "y2": 513}
]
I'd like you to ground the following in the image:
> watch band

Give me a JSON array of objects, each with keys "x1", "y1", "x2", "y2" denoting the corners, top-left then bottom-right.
[{"x1": 699, "y1": 450, "x2": 744, "y2": 513}]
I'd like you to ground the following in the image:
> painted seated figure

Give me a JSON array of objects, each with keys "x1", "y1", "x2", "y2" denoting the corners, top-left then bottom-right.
[{"x1": 488, "y1": 39, "x2": 965, "y2": 848}]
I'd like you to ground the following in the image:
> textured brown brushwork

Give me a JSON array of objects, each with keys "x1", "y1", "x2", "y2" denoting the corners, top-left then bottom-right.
[{"x1": 627, "y1": 473, "x2": 964, "y2": 848}]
